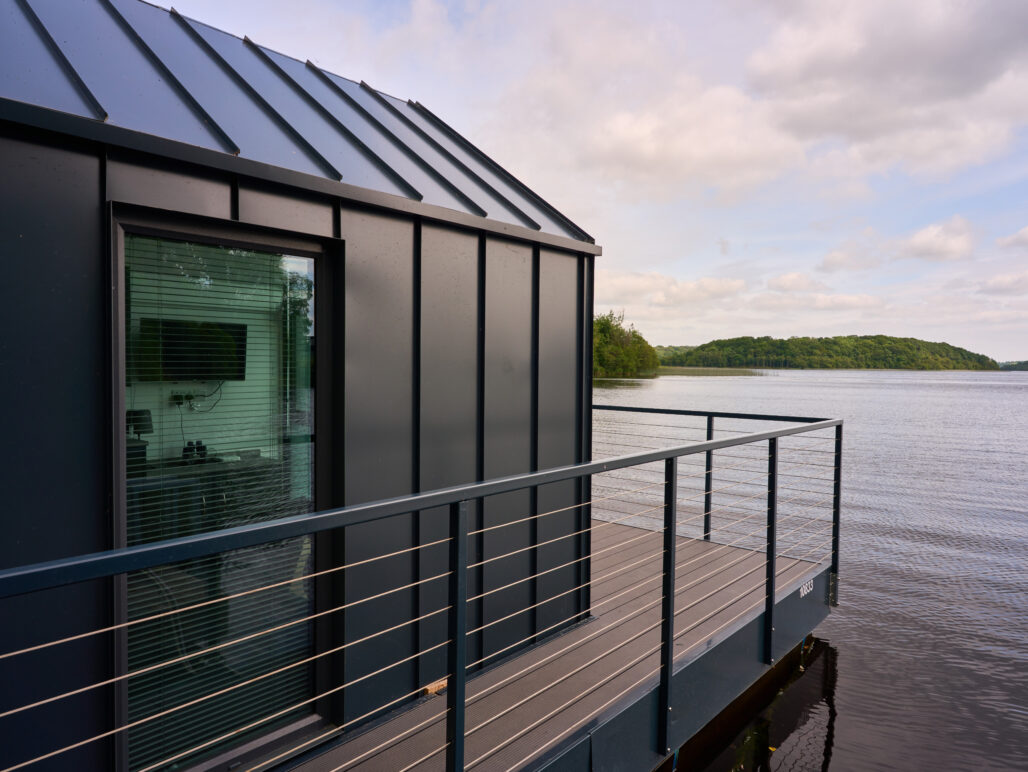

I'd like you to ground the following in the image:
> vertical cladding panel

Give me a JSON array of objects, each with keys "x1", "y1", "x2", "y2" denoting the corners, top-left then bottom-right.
[
  {"x1": 419, "y1": 225, "x2": 479, "y2": 683},
  {"x1": 0, "y1": 133, "x2": 111, "y2": 769},
  {"x1": 536, "y1": 250, "x2": 582, "y2": 633},
  {"x1": 339, "y1": 208, "x2": 416, "y2": 724},
  {"x1": 106, "y1": 156, "x2": 231, "y2": 218},
  {"x1": 482, "y1": 239, "x2": 534, "y2": 659},
  {"x1": 238, "y1": 184, "x2": 334, "y2": 237}
]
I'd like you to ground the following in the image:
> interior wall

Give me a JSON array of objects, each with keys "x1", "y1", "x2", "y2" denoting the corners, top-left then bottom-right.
[{"x1": 124, "y1": 248, "x2": 282, "y2": 465}]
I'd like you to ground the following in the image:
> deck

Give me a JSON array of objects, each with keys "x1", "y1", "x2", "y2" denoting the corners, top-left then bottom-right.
[{"x1": 295, "y1": 523, "x2": 821, "y2": 772}]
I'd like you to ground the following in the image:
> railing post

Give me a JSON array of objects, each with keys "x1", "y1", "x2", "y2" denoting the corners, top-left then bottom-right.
[
  {"x1": 763, "y1": 438, "x2": 778, "y2": 665},
  {"x1": 446, "y1": 500, "x2": 468, "y2": 772},
  {"x1": 658, "y1": 456, "x2": 677, "y2": 756},
  {"x1": 703, "y1": 415, "x2": 714, "y2": 540},
  {"x1": 830, "y1": 423, "x2": 843, "y2": 606}
]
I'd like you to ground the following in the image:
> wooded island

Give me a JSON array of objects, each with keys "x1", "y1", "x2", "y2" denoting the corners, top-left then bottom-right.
[{"x1": 655, "y1": 335, "x2": 999, "y2": 370}]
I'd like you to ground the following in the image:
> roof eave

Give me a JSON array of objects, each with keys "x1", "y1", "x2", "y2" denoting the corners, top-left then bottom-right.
[{"x1": 0, "y1": 97, "x2": 601, "y2": 255}]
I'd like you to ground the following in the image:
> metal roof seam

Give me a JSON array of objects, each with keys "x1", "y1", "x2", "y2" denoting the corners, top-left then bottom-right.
[
  {"x1": 358, "y1": 81, "x2": 543, "y2": 233},
  {"x1": 169, "y1": 8, "x2": 342, "y2": 182},
  {"x1": 243, "y1": 39, "x2": 423, "y2": 203},
  {"x1": 410, "y1": 101, "x2": 594, "y2": 244},
  {"x1": 16, "y1": 0, "x2": 108, "y2": 122},
  {"x1": 305, "y1": 61, "x2": 487, "y2": 218},
  {"x1": 0, "y1": 0, "x2": 595, "y2": 244},
  {"x1": 101, "y1": 0, "x2": 239, "y2": 155}
]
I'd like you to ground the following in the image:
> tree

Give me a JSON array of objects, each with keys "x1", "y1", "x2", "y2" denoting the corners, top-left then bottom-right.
[{"x1": 593, "y1": 311, "x2": 660, "y2": 377}]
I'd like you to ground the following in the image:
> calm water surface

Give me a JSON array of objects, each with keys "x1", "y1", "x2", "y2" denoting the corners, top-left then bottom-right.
[{"x1": 594, "y1": 370, "x2": 1028, "y2": 771}]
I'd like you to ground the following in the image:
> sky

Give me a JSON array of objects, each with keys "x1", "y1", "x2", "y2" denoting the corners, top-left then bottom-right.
[{"x1": 170, "y1": 0, "x2": 1028, "y2": 361}]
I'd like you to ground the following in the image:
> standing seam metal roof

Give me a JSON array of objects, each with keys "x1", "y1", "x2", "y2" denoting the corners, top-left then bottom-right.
[{"x1": 0, "y1": 0, "x2": 592, "y2": 243}]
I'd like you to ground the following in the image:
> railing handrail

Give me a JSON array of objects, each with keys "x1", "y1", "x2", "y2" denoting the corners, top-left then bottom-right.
[
  {"x1": 594, "y1": 404, "x2": 832, "y2": 424},
  {"x1": 0, "y1": 411, "x2": 842, "y2": 600}
]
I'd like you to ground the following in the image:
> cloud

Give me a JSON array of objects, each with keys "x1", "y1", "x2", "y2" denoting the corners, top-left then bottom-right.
[
  {"x1": 596, "y1": 269, "x2": 746, "y2": 308},
  {"x1": 748, "y1": 0, "x2": 1028, "y2": 178},
  {"x1": 767, "y1": 272, "x2": 830, "y2": 292},
  {"x1": 997, "y1": 226, "x2": 1028, "y2": 250},
  {"x1": 896, "y1": 215, "x2": 974, "y2": 261},
  {"x1": 979, "y1": 270, "x2": 1028, "y2": 296},
  {"x1": 749, "y1": 291, "x2": 883, "y2": 312},
  {"x1": 817, "y1": 248, "x2": 880, "y2": 272}
]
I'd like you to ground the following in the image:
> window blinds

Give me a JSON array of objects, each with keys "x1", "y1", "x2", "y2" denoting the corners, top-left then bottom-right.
[{"x1": 123, "y1": 234, "x2": 315, "y2": 770}]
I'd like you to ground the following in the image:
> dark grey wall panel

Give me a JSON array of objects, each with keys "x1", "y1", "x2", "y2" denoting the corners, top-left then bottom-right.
[
  {"x1": 536, "y1": 249, "x2": 582, "y2": 633},
  {"x1": 418, "y1": 225, "x2": 479, "y2": 680},
  {"x1": 482, "y1": 238, "x2": 534, "y2": 658},
  {"x1": 338, "y1": 207, "x2": 417, "y2": 723},
  {"x1": 106, "y1": 155, "x2": 231, "y2": 218},
  {"x1": 0, "y1": 132, "x2": 111, "y2": 769},
  {"x1": 420, "y1": 226, "x2": 479, "y2": 491},
  {"x1": 239, "y1": 183, "x2": 333, "y2": 236}
]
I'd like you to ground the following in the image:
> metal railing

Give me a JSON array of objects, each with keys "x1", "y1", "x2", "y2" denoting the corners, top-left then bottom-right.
[{"x1": 0, "y1": 406, "x2": 842, "y2": 772}]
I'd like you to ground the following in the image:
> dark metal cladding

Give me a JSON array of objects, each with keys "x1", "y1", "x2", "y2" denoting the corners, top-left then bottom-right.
[
  {"x1": 0, "y1": 132, "x2": 112, "y2": 771},
  {"x1": 536, "y1": 250, "x2": 582, "y2": 633},
  {"x1": 406, "y1": 99, "x2": 592, "y2": 241},
  {"x1": 0, "y1": 0, "x2": 592, "y2": 242},
  {"x1": 339, "y1": 208, "x2": 417, "y2": 724},
  {"x1": 2, "y1": 0, "x2": 105, "y2": 119},
  {"x1": 482, "y1": 238, "x2": 535, "y2": 659},
  {"x1": 25, "y1": 0, "x2": 226, "y2": 151},
  {"x1": 109, "y1": 0, "x2": 327, "y2": 175},
  {"x1": 419, "y1": 225, "x2": 481, "y2": 683},
  {"x1": 348, "y1": 76, "x2": 538, "y2": 229}
]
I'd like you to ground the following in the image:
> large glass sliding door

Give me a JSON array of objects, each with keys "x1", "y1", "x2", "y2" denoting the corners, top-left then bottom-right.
[{"x1": 122, "y1": 234, "x2": 316, "y2": 770}]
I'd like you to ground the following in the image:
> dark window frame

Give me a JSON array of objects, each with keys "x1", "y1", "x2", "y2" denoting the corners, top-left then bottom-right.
[{"x1": 109, "y1": 202, "x2": 342, "y2": 772}]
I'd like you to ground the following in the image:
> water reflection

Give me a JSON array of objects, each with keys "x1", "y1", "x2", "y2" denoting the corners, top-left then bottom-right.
[
  {"x1": 696, "y1": 638, "x2": 838, "y2": 772},
  {"x1": 593, "y1": 378, "x2": 652, "y2": 390}
]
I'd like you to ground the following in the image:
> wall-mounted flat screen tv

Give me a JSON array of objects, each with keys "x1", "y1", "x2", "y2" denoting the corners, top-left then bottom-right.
[{"x1": 131, "y1": 318, "x2": 247, "y2": 382}]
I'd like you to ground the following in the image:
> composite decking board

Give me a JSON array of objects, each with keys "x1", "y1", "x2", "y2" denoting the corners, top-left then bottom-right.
[{"x1": 293, "y1": 525, "x2": 821, "y2": 772}]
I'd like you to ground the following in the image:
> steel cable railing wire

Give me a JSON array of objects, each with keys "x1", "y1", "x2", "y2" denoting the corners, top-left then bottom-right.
[
  {"x1": 466, "y1": 478, "x2": 667, "y2": 537},
  {"x1": 0, "y1": 497, "x2": 715, "y2": 771},
  {"x1": 252, "y1": 500, "x2": 813, "y2": 771},
  {"x1": 465, "y1": 524, "x2": 837, "y2": 769},
  {"x1": 3, "y1": 495, "x2": 677, "y2": 769},
  {"x1": 462, "y1": 513, "x2": 832, "y2": 750},
  {"x1": 287, "y1": 520, "x2": 832, "y2": 771},
  {"x1": 0, "y1": 533, "x2": 456, "y2": 663},
  {"x1": 592, "y1": 454, "x2": 834, "y2": 488},
  {"x1": 4, "y1": 491, "x2": 678, "y2": 731},
  {"x1": 0, "y1": 485, "x2": 673, "y2": 722},
  {"x1": 252, "y1": 535, "x2": 692, "y2": 772},
  {"x1": 504, "y1": 530, "x2": 837, "y2": 772},
  {"x1": 0, "y1": 480, "x2": 666, "y2": 665},
  {"x1": 252, "y1": 524, "x2": 706, "y2": 771},
  {"x1": 0, "y1": 628, "x2": 454, "y2": 772},
  {"x1": 591, "y1": 454, "x2": 766, "y2": 484},
  {"x1": 2, "y1": 414, "x2": 840, "y2": 772},
  {"x1": 550, "y1": 510, "x2": 831, "y2": 667},
  {"x1": 0, "y1": 565, "x2": 454, "y2": 720},
  {"x1": 594, "y1": 433, "x2": 830, "y2": 454},
  {"x1": 594, "y1": 423, "x2": 835, "y2": 448}
]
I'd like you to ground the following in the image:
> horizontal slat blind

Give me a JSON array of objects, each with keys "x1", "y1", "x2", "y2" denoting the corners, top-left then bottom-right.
[{"x1": 123, "y1": 235, "x2": 315, "y2": 770}]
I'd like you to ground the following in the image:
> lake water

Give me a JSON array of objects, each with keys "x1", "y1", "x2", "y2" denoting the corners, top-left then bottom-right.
[{"x1": 593, "y1": 370, "x2": 1028, "y2": 771}]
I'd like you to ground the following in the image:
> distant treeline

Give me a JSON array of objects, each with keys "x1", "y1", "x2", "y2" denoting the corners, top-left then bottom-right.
[
  {"x1": 656, "y1": 335, "x2": 999, "y2": 370},
  {"x1": 593, "y1": 311, "x2": 659, "y2": 377},
  {"x1": 1000, "y1": 360, "x2": 1028, "y2": 371}
]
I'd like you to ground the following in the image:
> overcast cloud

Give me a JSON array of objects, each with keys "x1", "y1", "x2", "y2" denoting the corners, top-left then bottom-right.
[{"x1": 173, "y1": 0, "x2": 1028, "y2": 360}]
